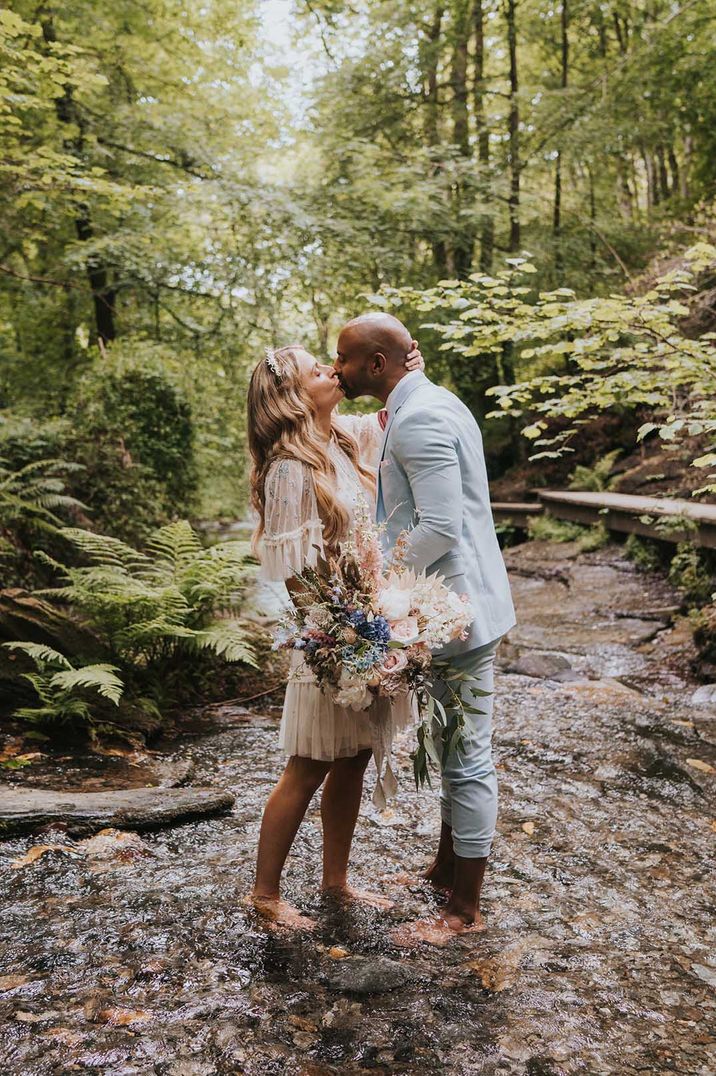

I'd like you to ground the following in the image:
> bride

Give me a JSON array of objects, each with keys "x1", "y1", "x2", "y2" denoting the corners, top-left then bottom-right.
[{"x1": 246, "y1": 340, "x2": 423, "y2": 929}]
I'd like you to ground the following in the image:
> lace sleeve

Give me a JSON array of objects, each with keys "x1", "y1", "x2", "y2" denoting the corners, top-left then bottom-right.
[
  {"x1": 335, "y1": 412, "x2": 383, "y2": 468},
  {"x1": 259, "y1": 458, "x2": 325, "y2": 581}
]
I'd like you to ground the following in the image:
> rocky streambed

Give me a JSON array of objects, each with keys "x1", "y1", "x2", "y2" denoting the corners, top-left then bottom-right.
[{"x1": 1, "y1": 539, "x2": 715, "y2": 1074}]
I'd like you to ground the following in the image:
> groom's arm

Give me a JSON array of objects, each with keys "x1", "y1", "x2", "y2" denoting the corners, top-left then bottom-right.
[{"x1": 391, "y1": 408, "x2": 462, "y2": 571}]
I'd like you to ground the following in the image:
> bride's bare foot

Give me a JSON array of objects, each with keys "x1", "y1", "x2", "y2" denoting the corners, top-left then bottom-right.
[
  {"x1": 321, "y1": 885, "x2": 394, "y2": 910},
  {"x1": 390, "y1": 909, "x2": 486, "y2": 948},
  {"x1": 243, "y1": 894, "x2": 316, "y2": 931}
]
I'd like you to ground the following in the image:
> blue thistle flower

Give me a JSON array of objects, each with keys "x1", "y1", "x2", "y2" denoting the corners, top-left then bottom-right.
[{"x1": 358, "y1": 615, "x2": 391, "y2": 644}]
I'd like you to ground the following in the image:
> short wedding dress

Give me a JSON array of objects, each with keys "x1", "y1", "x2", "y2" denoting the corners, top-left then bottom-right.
[{"x1": 258, "y1": 412, "x2": 416, "y2": 806}]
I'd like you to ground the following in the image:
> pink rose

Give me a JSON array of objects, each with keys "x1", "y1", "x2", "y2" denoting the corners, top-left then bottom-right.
[
  {"x1": 380, "y1": 649, "x2": 409, "y2": 675},
  {"x1": 389, "y1": 616, "x2": 419, "y2": 645}
]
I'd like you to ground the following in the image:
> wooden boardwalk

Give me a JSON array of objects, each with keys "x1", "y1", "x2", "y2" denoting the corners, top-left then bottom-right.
[{"x1": 492, "y1": 491, "x2": 716, "y2": 548}]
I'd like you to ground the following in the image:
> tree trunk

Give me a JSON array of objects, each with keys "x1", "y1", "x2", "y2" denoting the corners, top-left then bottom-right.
[
  {"x1": 421, "y1": 4, "x2": 448, "y2": 274},
  {"x1": 643, "y1": 151, "x2": 657, "y2": 210},
  {"x1": 616, "y1": 156, "x2": 634, "y2": 219},
  {"x1": 656, "y1": 145, "x2": 670, "y2": 200},
  {"x1": 588, "y1": 166, "x2": 597, "y2": 274},
  {"x1": 553, "y1": 0, "x2": 568, "y2": 280},
  {"x1": 41, "y1": 17, "x2": 116, "y2": 345},
  {"x1": 505, "y1": 0, "x2": 521, "y2": 253},
  {"x1": 474, "y1": 0, "x2": 494, "y2": 272},
  {"x1": 667, "y1": 145, "x2": 680, "y2": 198},
  {"x1": 451, "y1": 0, "x2": 473, "y2": 279}
]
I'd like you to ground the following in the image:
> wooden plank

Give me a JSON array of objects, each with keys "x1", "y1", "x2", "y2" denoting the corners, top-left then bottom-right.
[
  {"x1": 491, "y1": 502, "x2": 543, "y2": 527},
  {"x1": 538, "y1": 490, "x2": 716, "y2": 549}
]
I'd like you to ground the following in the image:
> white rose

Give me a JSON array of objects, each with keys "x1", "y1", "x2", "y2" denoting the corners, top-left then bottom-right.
[
  {"x1": 379, "y1": 586, "x2": 411, "y2": 622},
  {"x1": 334, "y1": 670, "x2": 373, "y2": 711}
]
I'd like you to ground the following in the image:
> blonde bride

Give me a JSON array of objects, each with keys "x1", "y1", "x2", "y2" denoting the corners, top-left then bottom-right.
[{"x1": 245, "y1": 341, "x2": 422, "y2": 929}]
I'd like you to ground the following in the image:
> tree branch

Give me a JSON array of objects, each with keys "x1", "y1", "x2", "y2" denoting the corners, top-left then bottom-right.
[{"x1": 95, "y1": 137, "x2": 213, "y2": 180}]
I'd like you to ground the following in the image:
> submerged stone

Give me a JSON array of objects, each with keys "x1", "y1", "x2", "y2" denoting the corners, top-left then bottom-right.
[
  {"x1": 505, "y1": 651, "x2": 575, "y2": 680},
  {"x1": 692, "y1": 683, "x2": 716, "y2": 707},
  {"x1": 323, "y1": 956, "x2": 413, "y2": 995}
]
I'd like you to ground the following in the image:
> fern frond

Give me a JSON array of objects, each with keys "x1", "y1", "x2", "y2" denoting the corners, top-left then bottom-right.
[
  {"x1": 3, "y1": 641, "x2": 73, "y2": 668},
  {"x1": 20, "y1": 672, "x2": 57, "y2": 703},
  {"x1": 191, "y1": 620, "x2": 257, "y2": 666},
  {"x1": 14, "y1": 699, "x2": 92, "y2": 723},
  {"x1": 49, "y1": 664, "x2": 124, "y2": 705},
  {"x1": 145, "y1": 520, "x2": 202, "y2": 570},
  {"x1": 58, "y1": 527, "x2": 149, "y2": 569}
]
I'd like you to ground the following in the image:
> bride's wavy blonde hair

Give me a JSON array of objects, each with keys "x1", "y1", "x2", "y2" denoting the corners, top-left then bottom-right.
[{"x1": 248, "y1": 345, "x2": 376, "y2": 552}]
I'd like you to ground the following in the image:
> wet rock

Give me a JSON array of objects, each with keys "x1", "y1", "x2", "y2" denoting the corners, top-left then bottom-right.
[
  {"x1": 323, "y1": 955, "x2": 413, "y2": 995},
  {"x1": 691, "y1": 962, "x2": 716, "y2": 988},
  {"x1": 153, "y1": 758, "x2": 196, "y2": 787},
  {"x1": 163, "y1": 1061, "x2": 217, "y2": 1076},
  {"x1": 694, "y1": 713, "x2": 716, "y2": 747},
  {"x1": 692, "y1": 684, "x2": 716, "y2": 707},
  {"x1": 322, "y1": 998, "x2": 364, "y2": 1029},
  {"x1": 505, "y1": 652, "x2": 576, "y2": 681},
  {"x1": 0, "y1": 786, "x2": 235, "y2": 837}
]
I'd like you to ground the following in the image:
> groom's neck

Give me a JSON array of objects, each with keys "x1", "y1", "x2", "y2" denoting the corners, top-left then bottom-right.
[{"x1": 376, "y1": 368, "x2": 410, "y2": 405}]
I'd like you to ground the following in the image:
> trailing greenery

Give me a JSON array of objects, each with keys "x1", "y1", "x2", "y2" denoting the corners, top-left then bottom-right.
[{"x1": 3, "y1": 521, "x2": 259, "y2": 736}]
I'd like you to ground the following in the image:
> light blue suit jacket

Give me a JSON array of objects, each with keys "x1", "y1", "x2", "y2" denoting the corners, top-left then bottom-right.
[{"x1": 375, "y1": 372, "x2": 516, "y2": 656}]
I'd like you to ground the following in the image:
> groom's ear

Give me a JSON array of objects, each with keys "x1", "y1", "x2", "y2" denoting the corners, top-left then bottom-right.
[{"x1": 370, "y1": 351, "x2": 387, "y2": 376}]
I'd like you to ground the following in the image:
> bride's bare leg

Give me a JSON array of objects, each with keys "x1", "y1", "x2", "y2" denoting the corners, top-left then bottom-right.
[
  {"x1": 251, "y1": 755, "x2": 331, "y2": 928},
  {"x1": 320, "y1": 749, "x2": 393, "y2": 909}
]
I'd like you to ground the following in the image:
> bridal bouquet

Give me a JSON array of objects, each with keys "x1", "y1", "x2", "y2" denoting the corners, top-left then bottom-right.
[{"x1": 273, "y1": 508, "x2": 484, "y2": 786}]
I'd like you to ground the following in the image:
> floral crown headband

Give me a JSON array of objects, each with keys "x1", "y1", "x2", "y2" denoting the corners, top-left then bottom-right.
[{"x1": 265, "y1": 346, "x2": 284, "y2": 379}]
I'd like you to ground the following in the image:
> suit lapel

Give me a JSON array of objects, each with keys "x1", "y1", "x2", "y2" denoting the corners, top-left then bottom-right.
[{"x1": 376, "y1": 374, "x2": 430, "y2": 517}]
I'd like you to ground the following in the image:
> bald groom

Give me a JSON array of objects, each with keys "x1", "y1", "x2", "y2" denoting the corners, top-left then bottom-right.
[{"x1": 334, "y1": 313, "x2": 516, "y2": 943}]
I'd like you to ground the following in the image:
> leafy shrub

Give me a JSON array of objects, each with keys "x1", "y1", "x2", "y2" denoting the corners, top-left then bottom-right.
[
  {"x1": 624, "y1": 533, "x2": 665, "y2": 572},
  {"x1": 527, "y1": 512, "x2": 610, "y2": 552},
  {"x1": 0, "y1": 344, "x2": 199, "y2": 553},
  {"x1": 568, "y1": 449, "x2": 621, "y2": 493},
  {"x1": 691, "y1": 601, "x2": 716, "y2": 673},
  {"x1": 527, "y1": 514, "x2": 587, "y2": 543},
  {"x1": 3, "y1": 521, "x2": 258, "y2": 737},
  {"x1": 67, "y1": 340, "x2": 199, "y2": 543},
  {"x1": 576, "y1": 522, "x2": 610, "y2": 552},
  {"x1": 668, "y1": 542, "x2": 716, "y2": 605}
]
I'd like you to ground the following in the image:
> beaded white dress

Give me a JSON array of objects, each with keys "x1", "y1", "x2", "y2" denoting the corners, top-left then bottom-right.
[{"x1": 258, "y1": 412, "x2": 416, "y2": 806}]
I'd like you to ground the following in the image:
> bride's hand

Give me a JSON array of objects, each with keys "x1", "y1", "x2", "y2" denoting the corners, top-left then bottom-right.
[{"x1": 405, "y1": 340, "x2": 425, "y2": 371}]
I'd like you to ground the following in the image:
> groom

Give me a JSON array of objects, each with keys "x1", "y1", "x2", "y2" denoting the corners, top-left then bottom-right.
[{"x1": 334, "y1": 312, "x2": 516, "y2": 941}]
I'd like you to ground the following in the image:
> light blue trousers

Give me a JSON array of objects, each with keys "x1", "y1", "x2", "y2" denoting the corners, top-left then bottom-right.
[{"x1": 432, "y1": 636, "x2": 502, "y2": 859}]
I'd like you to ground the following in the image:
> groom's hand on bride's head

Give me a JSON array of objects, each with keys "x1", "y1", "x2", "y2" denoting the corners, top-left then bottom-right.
[{"x1": 405, "y1": 340, "x2": 424, "y2": 371}]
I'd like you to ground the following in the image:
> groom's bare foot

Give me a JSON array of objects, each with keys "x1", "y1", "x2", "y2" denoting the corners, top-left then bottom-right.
[
  {"x1": 423, "y1": 859, "x2": 455, "y2": 893},
  {"x1": 321, "y1": 885, "x2": 394, "y2": 910},
  {"x1": 390, "y1": 908, "x2": 486, "y2": 948},
  {"x1": 381, "y1": 866, "x2": 452, "y2": 895},
  {"x1": 243, "y1": 894, "x2": 316, "y2": 932}
]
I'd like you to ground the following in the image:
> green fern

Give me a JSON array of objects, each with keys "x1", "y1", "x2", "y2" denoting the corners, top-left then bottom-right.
[
  {"x1": 192, "y1": 620, "x2": 259, "y2": 666},
  {"x1": 3, "y1": 522, "x2": 258, "y2": 732},
  {"x1": 568, "y1": 449, "x2": 622, "y2": 493},
  {"x1": 49, "y1": 665, "x2": 124, "y2": 704},
  {"x1": 0, "y1": 457, "x2": 87, "y2": 532},
  {"x1": 3, "y1": 641, "x2": 72, "y2": 668},
  {"x1": 6, "y1": 647, "x2": 125, "y2": 726}
]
